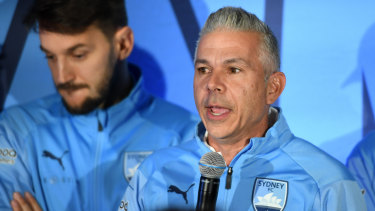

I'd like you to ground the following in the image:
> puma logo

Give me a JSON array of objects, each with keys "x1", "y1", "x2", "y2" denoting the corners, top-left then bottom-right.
[
  {"x1": 168, "y1": 183, "x2": 195, "y2": 204},
  {"x1": 42, "y1": 150, "x2": 69, "y2": 170}
]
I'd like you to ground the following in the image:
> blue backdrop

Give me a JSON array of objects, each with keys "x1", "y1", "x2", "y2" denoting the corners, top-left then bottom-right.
[{"x1": 1, "y1": 0, "x2": 374, "y2": 163}]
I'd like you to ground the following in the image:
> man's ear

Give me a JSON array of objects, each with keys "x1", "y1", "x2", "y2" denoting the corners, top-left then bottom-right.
[
  {"x1": 113, "y1": 26, "x2": 134, "y2": 60},
  {"x1": 266, "y1": 72, "x2": 286, "y2": 105}
]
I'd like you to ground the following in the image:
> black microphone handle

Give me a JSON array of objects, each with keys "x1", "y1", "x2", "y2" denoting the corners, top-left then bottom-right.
[{"x1": 196, "y1": 176, "x2": 220, "y2": 211}]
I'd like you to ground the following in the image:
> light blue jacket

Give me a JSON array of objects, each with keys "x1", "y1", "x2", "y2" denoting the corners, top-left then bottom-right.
[
  {"x1": 347, "y1": 130, "x2": 375, "y2": 211},
  {"x1": 122, "y1": 109, "x2": 366, "y2": 211},
  {"x1": 0, "y1": 69, "x2": 199, "y2": 211}
]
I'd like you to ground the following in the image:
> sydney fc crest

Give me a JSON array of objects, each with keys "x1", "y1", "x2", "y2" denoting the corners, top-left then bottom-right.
[
  {"x1": 252, "y1": 178, "x2": 288, "y2": 211},
  {"x1": 123, "y1": 151, "x2": 152, "y2": 181}
]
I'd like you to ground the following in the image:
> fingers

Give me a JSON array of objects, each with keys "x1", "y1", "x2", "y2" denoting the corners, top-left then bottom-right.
[
  {"x1": 11, "y1": 192, "x2": 29, "y2": 211},
  {"x1": 11, "y1": 192, "x2": 42, "y2": 211},
  {"x1": 25, "y1": 192, "x2": 42, "y2": 211},
  {"x1": 10, "y1": 198, "x2": 21, "y2": 211}
]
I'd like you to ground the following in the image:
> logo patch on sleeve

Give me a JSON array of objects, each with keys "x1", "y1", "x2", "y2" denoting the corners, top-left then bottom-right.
[
  {"x1": 252, "y1": 177, "x2": 288, "y2": 211},
  {"x1": 123, "y1": 151, "x2": 152, "y2": 181},
  {"x1": 0, "y1": 148, "x2": 17, "y2": 165},
  {"x1": 119, "y1": 200, "x2": 128, "y2": 211}
]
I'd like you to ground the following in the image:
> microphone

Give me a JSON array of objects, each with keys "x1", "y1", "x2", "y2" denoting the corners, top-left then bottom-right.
[{"x1": 196, "y1": 152, "x2": 226, "y2": 211}]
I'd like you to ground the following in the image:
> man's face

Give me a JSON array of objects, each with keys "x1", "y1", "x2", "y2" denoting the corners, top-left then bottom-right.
[
  {"x1": 194, "y1": 30, "x2": 270, "y2": 143},
  {"x1": 39, "y1": 25, "x2": 117, "y2": 114}
]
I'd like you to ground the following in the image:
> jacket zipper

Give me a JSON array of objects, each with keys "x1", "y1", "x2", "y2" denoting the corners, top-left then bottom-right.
[
  {"x1": 98, "y1": 118, "x2": 103, "y2": 131},
  {"x1": 223, "y1": 141, "x2": 253, "y2": 209},
  {"x1": 225, "y1": 167, "x2": 233, "y2": 189},
  {"x1": 94, "y1": 113, "x2": 104, "y2": 211}
]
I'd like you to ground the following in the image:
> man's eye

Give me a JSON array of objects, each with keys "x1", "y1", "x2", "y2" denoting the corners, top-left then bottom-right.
[
  {"x1": 197, "y1": 67, "x2": 209, "y2": 73},
  {"x1": 73, "y1": 54, "x2": 85, "y2": 59},
  {"x1": 230, "y1": 67, "x2": 241, "y2": 73},
  {"x1": 45, "y1": 55, "x2": 55, "y2": 60}
]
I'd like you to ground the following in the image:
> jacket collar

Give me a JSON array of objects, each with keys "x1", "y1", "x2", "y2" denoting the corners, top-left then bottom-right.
[
  {"x1": 60, "y1": 65, "x2": 151, "y2": 130},
  {"x1": 195, "y1": 107, "x2": 293, "y2": 156}
]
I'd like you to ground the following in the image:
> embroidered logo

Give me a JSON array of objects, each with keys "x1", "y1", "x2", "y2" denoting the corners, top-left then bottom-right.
[
  {"x1": 0, "y1": 148, "x2": 17, "y2": 165},
  {"x1": 123, "y1": 151, "x2": 152, "y2": 181},
  {"x1": 42, "y1": 150, "x2": 69, "y2": 170},
  {"x1": 168, "y1": 184, "x2": 195, "y2": 204},
  {"x1": 119, "y1": 200, "x2": 128, "y2": 211},
  {"x1": 253, "y1": 178, "x2": 288, "y2": 211}
]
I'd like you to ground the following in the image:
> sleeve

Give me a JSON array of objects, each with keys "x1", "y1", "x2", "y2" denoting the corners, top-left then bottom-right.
[
  {"x1": 346, "y1": 136, "x2": 375, "y2": 211},
  {"x1": 0, "y1": 112, "x2": 34, "y2": 210},
  {"x1": 118, "y1": 171, "x2": 143, "y2": 211},
  {"x1": 314, "y1": 180, "x2": 367, "y2": 211},
  {"x1": 118, "y1": 155, "x2": 157, "y2": 211}
]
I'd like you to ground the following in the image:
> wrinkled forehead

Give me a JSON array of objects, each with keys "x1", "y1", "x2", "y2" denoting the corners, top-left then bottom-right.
[{"x1": 195, "y1": 30, "x2": 262, "y2": 64}]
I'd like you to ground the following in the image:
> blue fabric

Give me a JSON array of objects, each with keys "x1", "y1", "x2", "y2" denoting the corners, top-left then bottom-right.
[
  {"x1": 347, "y1": 130, "x2": 375, "y2": 211},
  {"x1": 121, "y1": 109, "x2": 366, "y2": 211},
  {"x1": 0, "y1": 69, "x2": 199, "y2": 211}
]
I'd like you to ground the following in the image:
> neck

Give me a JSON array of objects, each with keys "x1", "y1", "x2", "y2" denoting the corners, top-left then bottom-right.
[
  {"x1": 101, "y1": 60, "x2": 133, "y2": 109},
  {"x1": 207, "y1": 107, "x2": 278, "y2": 165},
  {"x1": 207, "y1": 137, "x2": 249, "y2": 165}
]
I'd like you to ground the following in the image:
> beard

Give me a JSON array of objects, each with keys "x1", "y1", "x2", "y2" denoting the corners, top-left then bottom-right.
[
  {"x1": 60, "y1": 77, "x2": 110, "y2": 115},
  {"x1": 59, "y1": 56, "x2": 115, "y2": 115}
]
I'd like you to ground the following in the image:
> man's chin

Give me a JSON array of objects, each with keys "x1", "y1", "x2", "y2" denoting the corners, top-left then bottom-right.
[{"x1": 62, "y1": 98, "x2": 103, "y2": 115}]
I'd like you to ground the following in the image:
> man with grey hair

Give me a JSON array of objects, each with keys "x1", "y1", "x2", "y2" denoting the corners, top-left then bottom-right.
[{"x1": 119, "y1": 7, "x2": 366, "y2": 211}]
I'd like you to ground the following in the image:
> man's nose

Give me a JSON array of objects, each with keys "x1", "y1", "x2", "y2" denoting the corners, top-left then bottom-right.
[
  {"x1": 54, "y1": 59, "x2": 74, "y2": 84},
  {"x1": 207, "y1": 71, "x2": 225, "y2": 93}
]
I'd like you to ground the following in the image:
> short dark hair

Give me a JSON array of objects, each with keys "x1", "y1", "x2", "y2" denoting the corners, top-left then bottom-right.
[{"x1": 24, "y1": 0, "x2": 127, "y2": 39}]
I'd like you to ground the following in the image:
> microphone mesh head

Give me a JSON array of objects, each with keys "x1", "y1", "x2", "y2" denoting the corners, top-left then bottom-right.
[{"x1": 199, "y1": 152, "x2": 226, "y2": 179}]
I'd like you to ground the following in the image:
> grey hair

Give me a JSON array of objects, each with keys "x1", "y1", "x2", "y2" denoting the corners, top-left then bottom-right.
[{"x1": 195, "y1": 7, "x2": 280, "y2": 79}]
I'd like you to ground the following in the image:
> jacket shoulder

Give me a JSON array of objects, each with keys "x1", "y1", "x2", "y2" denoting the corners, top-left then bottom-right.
[
  {"x1": 0, "y1": 94, "x2": 63, "y2": 138},
  {"x1": 349, "y1": 130, "x2": 375, "y2": 159},
  {"x1": 138, "y1": 97, "x2": 199, "y2": 139},
  {"x1": 281, "y1": 137, "x2": 355, "y2": 186}
]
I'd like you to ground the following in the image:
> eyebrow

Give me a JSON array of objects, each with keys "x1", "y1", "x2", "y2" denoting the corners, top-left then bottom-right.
[
  {"x1": 223, "y1": 58, "x2": 250, "y2": 66},
  {"x1": 40, "y1": 43, "x2": 87, "y2": 54},
  {"x1": 39, "y1": 45, "x2": 50, "y2": 53},
  {"x1": 195, "y1": 58, "x2": 250, "y2": 67},
  {"x1": 194, "y1": 59, "x2": 209, "y2": 66}
]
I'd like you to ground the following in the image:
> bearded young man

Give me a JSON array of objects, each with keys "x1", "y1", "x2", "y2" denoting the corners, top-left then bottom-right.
[{"x1": 0, "y1": 0, "x2": 198, "y2": 210}]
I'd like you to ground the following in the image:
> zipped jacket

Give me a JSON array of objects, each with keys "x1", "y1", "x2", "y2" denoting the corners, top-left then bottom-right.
[
  {"x1": 347, "y1": 130, "x2": 375, "y2": 211},
  {"x1": 121, "y1": 109, "x2": 366, "y2": 211},
  {"x1": 0, "y1": 69, "x2": 199, "y2": 211}
]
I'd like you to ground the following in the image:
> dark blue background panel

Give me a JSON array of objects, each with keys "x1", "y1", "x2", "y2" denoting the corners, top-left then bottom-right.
[{"x1": 0, "y1": 0, "x2": 33, "y2": 110}]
